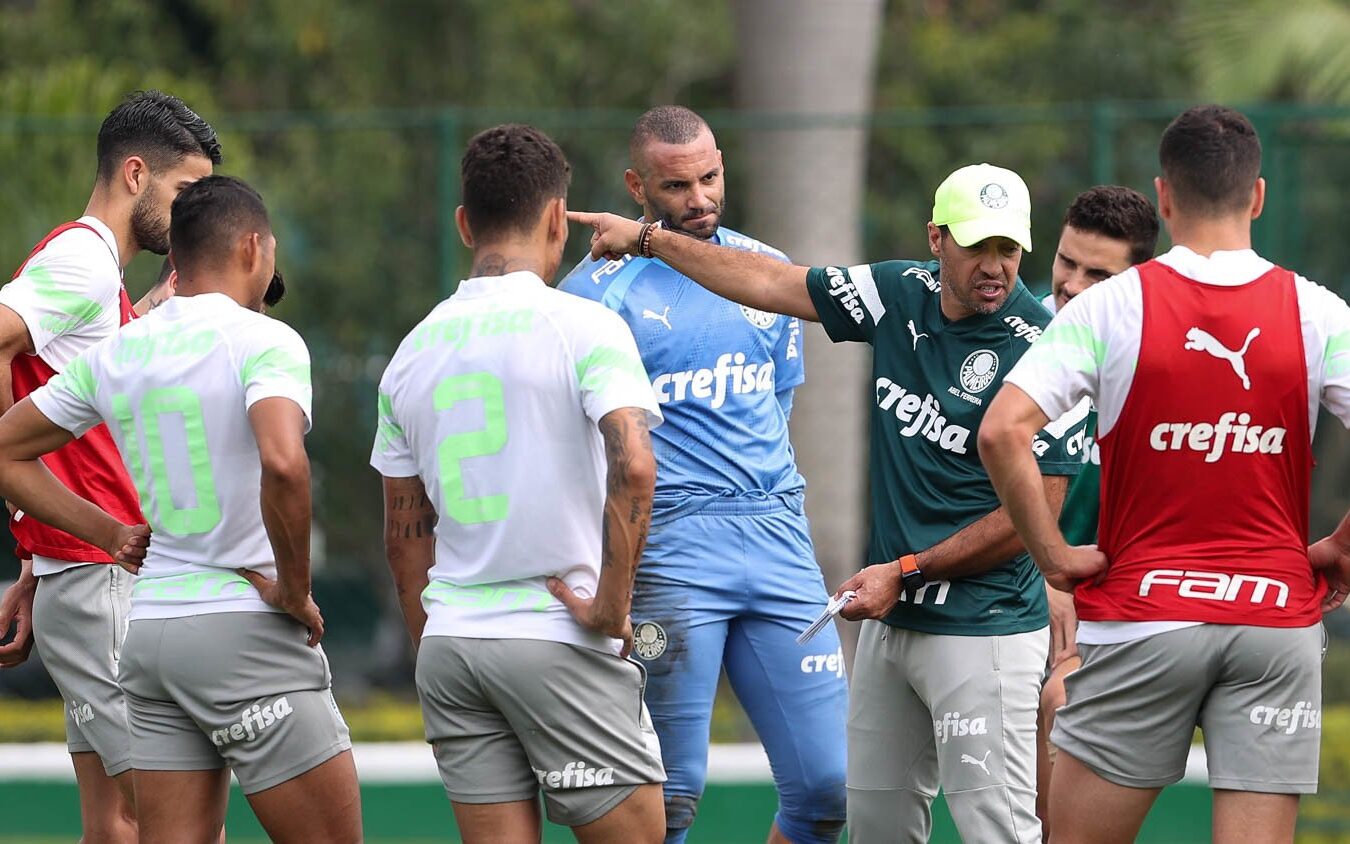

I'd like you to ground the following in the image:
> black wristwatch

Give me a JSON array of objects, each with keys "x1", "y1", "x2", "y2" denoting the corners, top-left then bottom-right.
[{"x1": 898, "y1": 554, "x2": 925, "y2": 596}]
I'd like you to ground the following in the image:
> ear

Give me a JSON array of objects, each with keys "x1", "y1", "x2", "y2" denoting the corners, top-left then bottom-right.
[
  {"x1": 624, "y1": 169, "x2": 645, "y2": 207},
  {"x1": 121, "y1": 156, "x2": 150, "y2": 196},
  {"x1": 1154, "y1": 177, "x2": 1172, "y2": 223},
  {"x1": 927, "y1": 222, "x2": 942, "y2": 258},
  {"x1": 541, "y1": 196, "x2": 567, "y2": 248},
  {"x1": 1249, "y1": 176, "x2": 1266, "y2": 221},
  {"x1": 455, "y1": 206, "x2": 474, "y2": 248},
  {"x1": 165, "y1": 268, "x2": 179, "y2": 296},
  {"x1": 241, "y1": 231, "x2": 263, "y2": 275}
]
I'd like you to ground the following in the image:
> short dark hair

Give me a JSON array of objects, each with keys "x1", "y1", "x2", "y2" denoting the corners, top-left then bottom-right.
[
  {"x1": 1063, "y1": 186, "x2": 1160, "y2": 265},
  {"x1": 169, "y1": 175, "x2": 270, "y2": 270},
  {"x1": 630, "y1": 106, "x2": 710, "y2": 170},
  {"x1": 461, "y1": 124, "x2": 571, "y2": 242},
  {"x1": 1159, "y1": 105, "x2": 1262, "y2": 216},
  {"x1": 97, "y1": 90, "x2": 222, "y2": 181}
]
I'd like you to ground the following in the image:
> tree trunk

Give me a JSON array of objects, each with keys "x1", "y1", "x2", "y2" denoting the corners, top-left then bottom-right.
[{"x1": 733, "y1": 0, "x2": 884, "y2": 659}]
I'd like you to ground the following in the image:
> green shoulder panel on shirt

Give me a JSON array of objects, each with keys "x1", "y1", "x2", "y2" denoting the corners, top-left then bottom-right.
[
  {"x1": 574, "y1": 345, "x2": 647, "y2": 393},
  {"x1": 375, "y1": 390, "x2": 405, "y2": 453},
  {"x1": 241, "y1": 344, "x2": 312, "y2": 389},
  {"x1": 22, "y1": 265, "x2": 105, "y2": 337},
  {"x1": 1326, "y1": 329, "x2": 1350, "y2": 379},
  {"x1": 50, "y1": 355, "x2": 98, "y2": 406}
]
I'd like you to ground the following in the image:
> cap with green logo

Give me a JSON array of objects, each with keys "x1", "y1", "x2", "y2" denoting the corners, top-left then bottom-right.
[{"x1": 931, "y1": 163, "x2": 1032, "y2": 252}]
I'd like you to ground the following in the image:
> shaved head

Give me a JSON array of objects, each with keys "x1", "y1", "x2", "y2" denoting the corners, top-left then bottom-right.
[{"x1": 629, "y1": 106, "x2": 710, "y2": 174}]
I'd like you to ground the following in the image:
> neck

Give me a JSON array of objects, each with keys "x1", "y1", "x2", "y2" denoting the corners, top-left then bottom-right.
[
  {"x1": 469, "y1": 247, "x2": 546, "y2": 280},
  {"x1": 83, "y1": 186, "x2": 136, "y2": 269},
  {"x1": 175, "y1": 275, "x2": 253, "y2": 309},
  {"x1": 1164, "y1": 214, "x2": 1252, "y2": 258}
]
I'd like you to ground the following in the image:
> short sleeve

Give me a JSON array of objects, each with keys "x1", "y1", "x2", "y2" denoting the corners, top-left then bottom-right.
[
  {"x1": 28, "y1": 353, "x2": 104, "y2": 438},
  {"x1": 1003, "y1": 289, "x2": 1106, "y2": 424},
  {"x1": 805, "y1": 264, "x2": 888, "y2": 344},
  {"x1": 0, "y1": 231, "x2": 120, "y2": 359},
  {"x1": 1312, "y1": 282, "x2": 1350, "y2": 428},
  {"x1": 370, "y1": 370, "x2": 418, "y2": 478},
  {"x1": 240, "y1": 322, "x2": 313, "y2": 432},
  {"x1": 571, "y1": 307, "x2": 662, "y2": 427}
]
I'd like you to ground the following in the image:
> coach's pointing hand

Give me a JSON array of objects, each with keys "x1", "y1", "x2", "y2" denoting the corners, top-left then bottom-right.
[
  {"x1": 837, "y1": 562, "x2": 903, "y2": 621},
  {"x1": 568, "y1": 211, "x2": 644, "y2": 262}
]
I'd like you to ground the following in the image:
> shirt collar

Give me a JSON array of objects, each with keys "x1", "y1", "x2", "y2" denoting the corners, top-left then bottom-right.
[
  {"x1": 1156, "y1": 244, "x2": 1273, "y2": 287},
  {"x1": 455, "y1": 271, "x2": 547, "y2": 298},
  {"x1": 77, "y1": 215, "x2": 121, "y2": 268}
]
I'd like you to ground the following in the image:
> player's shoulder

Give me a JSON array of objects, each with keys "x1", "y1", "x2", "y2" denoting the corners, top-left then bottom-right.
[
  {"x1": 1061, "y1": 265, "x2": 1143, "y2": 323},
  {"x1": 228, "y1": 305, "x2": 308, "y2": 355},
  {"x1": 10, "y1": 222, "x2": 119, "y2": 290},
  {"x1": 717, "y1": 226, "x2": 789, "y2": 262},
  {"x1": 535, "y1": 283, "x2": 634, "y2": 336},
  {"x1": 1001, "y1": 282, "x2": 1056, "y2": 336},
  {"x1": 870, "y1": 258, "x2": 942, "y2": 303}
]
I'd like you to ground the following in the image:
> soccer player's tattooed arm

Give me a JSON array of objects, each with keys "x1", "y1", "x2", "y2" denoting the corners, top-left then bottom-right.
[
  {"x1": 568, "y1": 211, "x2": 818, "y2": 321},
  {"x1": 837, "y1": 479, "x2": 1068, "y2": 621},
  {"x1": 978, "y1": 383, "x2": 1108, "y2": 591},
  {"x1": 548, "y1": 406, "x2": 656, "y2": 656},
  {"x1": 0, "y1": 400, "x2": 149, "y2": 573},
  {"x1": 381, "y1": 475, "x2": 436, "y2": 647},
  {"x1": 238, "y1": 396, "x2": 325, "y2": 646}
]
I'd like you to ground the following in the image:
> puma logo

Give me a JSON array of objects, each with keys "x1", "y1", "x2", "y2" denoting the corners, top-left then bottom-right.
[
  {"x1": 1184, "y1": 326, "x2": 1260, "y2": 390},
  {"x1": 960, "y1": 750, "x2": 991, "y2": 776},
  {"x1": 642, "y1": 306, "x2": 672, "y2": 331},
  {"x1": 907, "y1": 319, "x2": 929, "y2": 350}
]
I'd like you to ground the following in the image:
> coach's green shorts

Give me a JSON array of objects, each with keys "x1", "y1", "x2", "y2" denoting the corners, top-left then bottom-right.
[
  {"x1": 415, "y1": 635, "x2": 666, "y2": 827},
  {"x1": 118, "y1": 611, "x2": 351, "y2": 794}
]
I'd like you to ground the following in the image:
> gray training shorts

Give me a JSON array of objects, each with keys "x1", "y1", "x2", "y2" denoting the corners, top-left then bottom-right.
[
  {"x1": 415, "y1": 635, "x2": 666, "y2": 828},
  {"x1": 118, "y1": 611, "x2": 351, "y2": 794},
  {"x1": 1052, "y1": 622, "x2": 1324, "y2": 793},
  {"x1": 32, "y1": 563, "x2": 133, "y2": 775}
]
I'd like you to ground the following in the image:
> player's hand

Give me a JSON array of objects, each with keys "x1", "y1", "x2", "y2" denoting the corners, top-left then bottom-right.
[
  {"x1": 0, "y1": 562, "x2": 36, "y2": 668},
  {"x1": 836, "y1": 562, "x2": 903, "y2": 622},
  {"x1": 238, "y1": 569, "x2": 325, "y2": 646},
  {"x1": 102, "y1": 523, "x2": 150, "y2": 575},
  {"x1": 546, "y1": 576, "x2": 634, "y2": 657},
  {"x1": 1041, "y1": 544, "x2": 1108, "y2": 592},
  {"x1": 1046, "y1": 583, "x2": 1079, "y2": 668},
  {"x1": 1309, "y1": 534, "x2": 1350, "y2": 613},
  {"x1": 567, "y1": 211, "x2": 645, "y2": 262}
]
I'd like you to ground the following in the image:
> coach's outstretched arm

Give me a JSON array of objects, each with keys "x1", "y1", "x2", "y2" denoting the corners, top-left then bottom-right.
[
  {"x1": 978, "y1": 383, "x2": 1107, "y2": 591},
  {"x1": 0, "y1": 399, "x2": 149, "y2": 569},
  {"x1": 239, "y1": 396, "x2": 325, "y2": 646},
  {"x1": 549, "y1": 406, "x2": 656, "y2": 656},
  {"x1": 569, "y1": 211, "x2": 819, "y2": 321}
]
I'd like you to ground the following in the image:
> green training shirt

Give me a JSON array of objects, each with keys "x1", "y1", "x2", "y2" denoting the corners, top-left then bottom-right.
[{"x1": 805, "y1": 259, "x2": 1088, "y2": 635}]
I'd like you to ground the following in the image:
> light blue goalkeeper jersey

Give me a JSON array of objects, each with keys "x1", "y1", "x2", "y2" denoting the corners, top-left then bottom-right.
[{"x1": 560, "y1": 226, "x2": 805, "y2": 523}]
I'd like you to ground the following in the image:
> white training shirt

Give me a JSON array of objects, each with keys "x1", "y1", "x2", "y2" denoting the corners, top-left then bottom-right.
[
  {"x1": 370, "y1": 271, "x2": 662, "y2": 655},
  {"x1": 1, "y1": 216, "x2": 127, "y2": 576},
  {"x1": 1008, "y1": 246, "x2": 1350, "y2": 644},
  {"x1": 32, "y1": 292, "x2": 313, "y2": 620}
]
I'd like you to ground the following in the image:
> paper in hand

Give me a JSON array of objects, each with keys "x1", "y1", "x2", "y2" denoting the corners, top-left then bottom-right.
[{"x1": 796, "y1": 590, "x2": 857, "y2": 645}]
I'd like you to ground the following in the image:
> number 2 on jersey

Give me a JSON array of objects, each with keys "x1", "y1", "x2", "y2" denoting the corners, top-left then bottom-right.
[
  {"x1": 435, "y1": 373, "x2": 509, "y2": 524},
  {"x1": 111, "y1": 387, "x2": 222, "y2": 535}
]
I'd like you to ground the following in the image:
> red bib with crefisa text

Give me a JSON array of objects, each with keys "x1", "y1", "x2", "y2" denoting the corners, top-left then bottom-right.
[{"x1": 1083, "y1": 259, "x2": 1323, "y2": 626}]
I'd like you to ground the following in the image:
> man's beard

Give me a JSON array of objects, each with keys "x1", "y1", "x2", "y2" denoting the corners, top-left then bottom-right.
[
  {"x1": 652, "y1": 196, "x2": 726, "y2": 240},
  {"x1": 130, "y1": 187, "x2": 170, "y2": 255}
]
